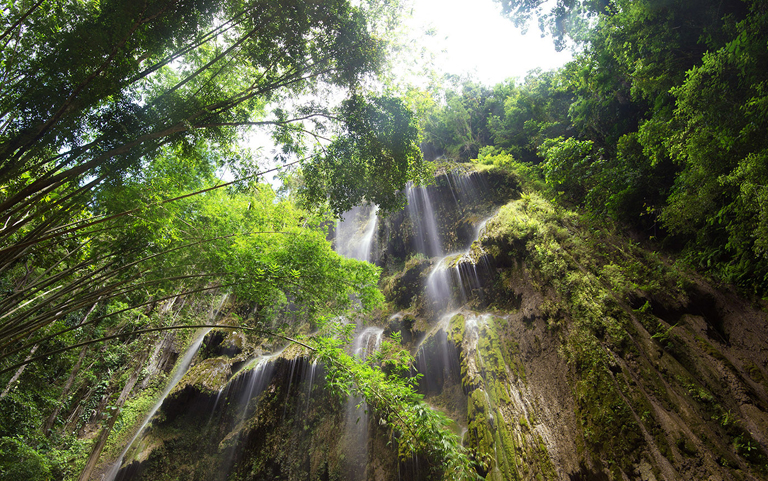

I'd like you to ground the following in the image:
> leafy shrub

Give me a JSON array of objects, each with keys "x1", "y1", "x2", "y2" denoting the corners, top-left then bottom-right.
[{"x1": 0, "y1": 437, "x2": 51, "y2": 481}]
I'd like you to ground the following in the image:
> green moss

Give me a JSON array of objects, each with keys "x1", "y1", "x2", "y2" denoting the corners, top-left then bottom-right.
[
  {"x1": 497, "y1": 421, "x2": 520, "y2": 478},
  {"x1": 676, "y1": 436, "x2": 698, "y2": 457},
  {"x1": 449, "y1": 314, "x2": 466, "y2": 345},
  {"x1": 744, "y1": 361, "x2": 764, "y2": 383},
  {"x1": 478, "y1": 193, "x2": 714, "y2": 474},
  {"x1": 491, "y1": 420, "x2": 518, "y2": 481},
  {"x1": 491, "y1": 378, "x2": 511, "y2": 405},
  {"x1": 533, "y1": 434, "x2": 557, "y2": 481},
  {"x1": 172, "y1": 357, "x2": 232, "y2": 395},
  {"x1": 477, "y1": 329, "x2": 506, "y2": 381},
  {"x1": 450, "y1": 312, "x2": 563, "y2": 480},
  {"x1": 466, "y1": 390, "x2": 496, "y2": 475}
]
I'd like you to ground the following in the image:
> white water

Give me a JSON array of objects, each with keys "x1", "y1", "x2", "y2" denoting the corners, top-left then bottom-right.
[
  {"x1": 424, "y1": 211, "x2": 497, "y2": 310},
  {"x1": 443, "y1": 169, "x2": 487, "y2": 214},
  {"x1": 351, "y1": 326, "x2": 384, "y2": 360},
  {"x1": 343, "y1": 326, "x2": 384, "y2": 479},
  {"x1": 406, "y1": 183, "x2": 442, "y2": 258},
  {"x1": 104, "y1": 294, "x2": 229, "y2": 480},
  {"x1": 335, "y1": 204, "x2": 387, "y2": 478},
  {"x1": 104, "y1": 328, "x2": 213, "y2": 480},
  {"x1": 425, "y1": 253, "x2": 460, "y2": 306},
  {"x1": 336, "y1": 204, "x2": 378, "y2": 262},
  {"x1": 304, "y1": 359, "x2": 319, "y2": 415},
  {"x1": 237, "y1": 349, "x2": 284, "y2": 409}
]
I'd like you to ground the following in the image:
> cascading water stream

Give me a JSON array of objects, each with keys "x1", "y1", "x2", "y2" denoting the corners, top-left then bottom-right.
[
  {"x1": 336, "y1": 204, "x2": 378, "y2": 262},
  {"x1": 105, "y1": 294, "x2": 229, "y2": 480},
  {"x1": 334, "y1": 205, "x2": 390, "y2": 478},
  {"x1": 413, "y1": 313, "x2": 462, "y2": 396},
  {"x1": 213, "y1": 348, "x2": 286, "y2": 473},
  {"x1": 93, "y1": 164, "x2": 579, "y2": 480},
  {"x1": 405, "y1": 183, "x2": 442, "y2": 258},
  {"x1": 425, "y1": 254, "x2": 457, "y2": 305},
  {"x1": 334, "y1": 174, "x2": 512, "y2": 477},
  {"x1": 343, "y1": 326, "x2": 383, "y2": 479},
  {"x1": 106, "y1": 331, "x2": 210, "y2": 479},
  {"x1": 425, "y1": 211, "x2": 497, "y2": 311},
  {"x1": 442, "y1": 169, "x2": 489, "y2": 216},
  {"x1": 304, "y1": 359, "x2": 319, "y2": 415},
  {"x1": 106, "y1": 340, "x2": 210, "y2": 477}
]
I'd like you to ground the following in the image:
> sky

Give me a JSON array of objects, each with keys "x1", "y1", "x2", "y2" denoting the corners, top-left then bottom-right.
[
  {"x1": 250, "y1": 0, "x2": 574, "y2": 186},
  {"x1": 403, "y1": 0, "x2": 573, "y2": 86}
]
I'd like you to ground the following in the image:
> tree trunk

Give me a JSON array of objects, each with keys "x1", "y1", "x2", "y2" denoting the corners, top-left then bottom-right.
[
  {"x1": 42, "y1": 299, "x2": 101, "y2": 434},
  {"x1": 77, "y1": 364, "x2": 142, "y2": 481},
  {"x1": 0, "y1": 344, "x2": 38, "y2": 398},
  {"x1": 42, "y1": 345, "x2": 88, "y2": 435}
]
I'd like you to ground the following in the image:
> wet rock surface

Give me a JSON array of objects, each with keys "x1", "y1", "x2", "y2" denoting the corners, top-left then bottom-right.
[{"x1": 105, "y1": 166, "x2": 768, "y2": 481}]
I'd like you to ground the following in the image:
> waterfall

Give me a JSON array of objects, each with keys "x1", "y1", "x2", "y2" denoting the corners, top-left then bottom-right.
[
  {"x1": 205, "y1": 351, "x2": 280, "y2": 430},
  {"x1": 405, "y1": 183, "x2": 442, "y2": 258},
  {"x1": 413, "y1": 313, "x2": 462, "y2": 396},
  {"x1": 215, "y1": 349, "x2": 284, "y2": 474},
  {"x1": 426, "y1": 254, "x2": 459, "y2": 307},
  {"x1": 424, "y1": 212, "x2": 496, "y2": 312},
  {"x1": 104, "y1": 294, "x2": 229, "y2": 480},
  {"x1": 351, "y1": 327, "x2": 384, "y2": 360},
  {"x1": 443, "y1": 169, "x2": 487, "y2": 216},
  {"x1": 335, "y1": 210, "x2": 388, "y2": 479},
  {"x1": 343, "y1": 326, "x2": 383, "y2": 479},
  {"x1": 304, "y1": 359, "x2": 319, "y2": 415},
  {"x1": 105, "y1": 333, "x2": 211, "y2": 480},
  {"x1": 336, "y1": 204, "x2": 378, "y2": 262},
  {"x1": 96, "y1": 165, "x2": 577, "y2": 479}
]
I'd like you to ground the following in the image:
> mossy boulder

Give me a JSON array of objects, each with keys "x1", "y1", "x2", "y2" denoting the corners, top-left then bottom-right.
[
  {"x1": 382, "y1": 257, "x2": 430, "y2": 309},
  {"x1": 171, "y1": 357, "x2": 232, "y2": 395}
]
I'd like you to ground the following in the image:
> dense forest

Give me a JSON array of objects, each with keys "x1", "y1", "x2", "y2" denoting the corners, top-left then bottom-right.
[
  {"x1": 1, "y1": 0, "x2": 767, "y2": 479},
  {"x1": 417, "y1": 0, "x2": 768, "y2": 296}
]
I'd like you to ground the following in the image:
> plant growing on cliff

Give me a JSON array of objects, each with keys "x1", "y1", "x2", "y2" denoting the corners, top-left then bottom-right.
[{"x1": 312, "y1": 323, "x2": 479, "y2": 480}]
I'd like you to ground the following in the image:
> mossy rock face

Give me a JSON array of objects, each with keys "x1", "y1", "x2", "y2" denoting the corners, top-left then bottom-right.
[
  {"x1": 471, "y1": 193, "x2": 768, "y2": 479},
  {"x1": 220, "y1": 330, "x2": 247, "y2": 356},
  {"x1": 199, "y1": 326, "x2": 254, "y2": 361},
  {"x1": 375, "y1": 209, "x2": 412, "y2": 272},
  {"x1": 382, "y1": 258, "x2": 430, "y2": 309},
  {"x1": 449, "y1": 314, "x2": 466, "y2": 345},
  {"x1": 384, "y1": 313, "x2": 421, "y2": 346},
  {"x1": 466, "y1": 389, "x2": 496, "y2": 476},
  {"x1": 442, "y1": 312, "x2": 559, "y2": 480},
  {"x1": 171, "y1": 357, "x2": 232, "y2": 395},
  {"x1": 373, "y1": 167, "x2": 521, "y2": 273}
]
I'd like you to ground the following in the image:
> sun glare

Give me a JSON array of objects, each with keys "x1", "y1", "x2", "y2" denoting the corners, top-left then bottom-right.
[{"x1": 406, "y1": 0, "x2": 573, "y2": 85}]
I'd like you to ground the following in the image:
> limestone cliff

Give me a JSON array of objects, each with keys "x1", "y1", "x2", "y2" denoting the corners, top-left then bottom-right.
[{"x1": 103, "y1": 165, "x2": 768, "y2": 481}]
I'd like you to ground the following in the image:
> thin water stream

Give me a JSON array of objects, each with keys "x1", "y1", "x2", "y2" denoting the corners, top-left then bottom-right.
[
  {"x1": 406, "y1": 182, "x2": 442, "y2": 258},
  {"x1": 343, "y1": 326, "x2": 384, "y2": 479},
  {"x1": 425, "y1": 210, "x2": 497, "y2": 310},
  {"x1": 336, "y1": 204, "x2": 378, "y2": 262},
  {"x1": 105, "y1": 294, "x2": 229, "y2": 480},
  {"x1": 105, "y1": 329, "x2": 211, "y2": 480}
]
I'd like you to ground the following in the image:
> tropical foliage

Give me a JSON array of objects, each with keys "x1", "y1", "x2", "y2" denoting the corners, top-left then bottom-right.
[
  {"x1": 423, "y1": 0, "x2": 768, "y2": 296},
  {"x1": 0, "y1": 0, "x2": 461, "y2": 478}
]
